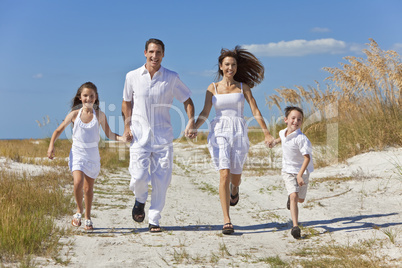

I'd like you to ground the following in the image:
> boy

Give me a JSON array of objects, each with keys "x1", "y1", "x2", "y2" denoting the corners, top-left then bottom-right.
[{"x1": 271, "y1": 106, "x2": 314, "y2": 239}]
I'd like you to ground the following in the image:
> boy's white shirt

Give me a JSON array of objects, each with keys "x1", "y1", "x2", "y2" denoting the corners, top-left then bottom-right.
[{"x1": 279, "y1": 128, "x2": 314, "y2": 174}]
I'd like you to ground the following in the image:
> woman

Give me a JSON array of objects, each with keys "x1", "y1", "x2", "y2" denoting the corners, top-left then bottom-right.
[{"x1": 194, "y1": 46, "x2": 274, "y2": 234}]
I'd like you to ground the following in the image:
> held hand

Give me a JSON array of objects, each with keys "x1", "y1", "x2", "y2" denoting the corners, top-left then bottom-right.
[
  {"x1": 184, "y1": 121, "x2": 197, "y2": 139},
  {"x1": 264, "y1": 135, "x2": 275, "y2": 148},
  {"x1": 116, "y1": 135, "x2": 125, "y2": 142},
  {"x1": 127, "y1": 131, "x2": 133, "y2": 142},
  {"x1": 122, "y1": 128, "x2": 133, "y2": 143},
  {"x1": 185, "y1": 126, "x2": 198, "y2": 139},
  {"x1": 269, "y1": 139, "x2": 279, "y2": 148}
]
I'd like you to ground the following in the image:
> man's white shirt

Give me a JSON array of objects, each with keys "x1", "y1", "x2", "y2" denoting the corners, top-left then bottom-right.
[{"x1": 123, "y1": 65, "x2": 191, "y2": 145}]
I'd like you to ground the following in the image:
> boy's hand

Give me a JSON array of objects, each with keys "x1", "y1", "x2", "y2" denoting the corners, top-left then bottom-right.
[
  {"x1": 297, "y1": 175, "x2": 305, "y2": 186},
  {"x1": 268, "y1": 138, "x2": 280, "y2": 148},
  {"x1": 268, "y1": 140, "x2": 276, "y2": 148}
]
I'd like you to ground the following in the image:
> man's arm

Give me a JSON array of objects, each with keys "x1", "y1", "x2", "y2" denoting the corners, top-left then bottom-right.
[
  {"x1": 183, "y1": 98, "x2": 196, "y2": 139},
  {"x1": 121, "y1": 100, "x2": 133, "y2": 142}
]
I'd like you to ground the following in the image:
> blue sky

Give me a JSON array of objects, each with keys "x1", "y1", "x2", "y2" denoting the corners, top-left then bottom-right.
[{"x1": 1, "y1": 0, "x2": 401, "y2": 139}]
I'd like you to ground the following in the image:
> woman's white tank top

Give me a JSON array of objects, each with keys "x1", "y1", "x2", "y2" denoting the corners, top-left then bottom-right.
[{"x1": 212, "y1": 82, "x2": 245, "y2": 118}]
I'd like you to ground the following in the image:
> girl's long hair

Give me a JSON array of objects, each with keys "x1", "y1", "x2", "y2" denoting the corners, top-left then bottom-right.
[
  {"x1": 71, "y1": 82, "x2": 100, "y2": 111},
  {"x1": 217, "y1": 46, "x2": 264, "y2": 88}
]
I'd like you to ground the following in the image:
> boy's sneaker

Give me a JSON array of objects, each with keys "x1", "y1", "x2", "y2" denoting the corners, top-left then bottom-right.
[
  {"x1": 287, "y1": 195, "x2": 290, "y2": 210},
  {"x1": 291, "y1": 226, "x2": 301, "y2": 239}
]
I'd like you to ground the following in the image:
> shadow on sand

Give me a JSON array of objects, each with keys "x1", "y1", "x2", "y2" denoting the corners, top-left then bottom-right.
[{"x1": 86, "y1": 212, "x2": 400, "y2": 235}]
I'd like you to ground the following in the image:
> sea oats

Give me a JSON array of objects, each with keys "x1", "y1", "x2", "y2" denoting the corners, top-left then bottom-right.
[{"x1": 267, "y1": 39, "x2": 402, "y2": 161}]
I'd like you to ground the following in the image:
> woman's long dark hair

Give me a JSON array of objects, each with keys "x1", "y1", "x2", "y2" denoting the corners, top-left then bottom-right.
[
  {"x1": 217, "y1": 46, "x2": 264, "y2": 88},
  {"x1": 71, "y1": 82, "x2": 100, "y2": 111}
]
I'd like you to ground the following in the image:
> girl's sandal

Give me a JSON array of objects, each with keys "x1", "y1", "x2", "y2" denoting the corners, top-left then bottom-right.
[
  {"x1": 71, "y1": 213, "x2": 82, "y2": 227},
  {"x1": 84, "y1": 219, "x2": 94, "y2": 231}
]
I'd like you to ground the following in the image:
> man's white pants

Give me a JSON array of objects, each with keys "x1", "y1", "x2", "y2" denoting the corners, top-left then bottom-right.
[{"x1": 128, "y1": 144, "x2": 173, "y2": 226}]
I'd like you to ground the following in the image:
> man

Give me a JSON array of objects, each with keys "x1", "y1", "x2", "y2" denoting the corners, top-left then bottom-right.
[{"x1": 122, "y1": 38, "x2": 196, "y2": 232}]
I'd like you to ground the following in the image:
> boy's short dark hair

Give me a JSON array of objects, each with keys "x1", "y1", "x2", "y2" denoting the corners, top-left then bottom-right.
[
  {"x1": 284, "y1": 106, "x2": 304, "y2": 118},
  {"x1": 145, "y1": 38, "x2": 165, "y2": 52}
]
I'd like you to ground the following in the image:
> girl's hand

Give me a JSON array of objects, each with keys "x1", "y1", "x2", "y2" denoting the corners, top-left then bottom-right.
[{"x1": 47, "y1": 147, "x2": 55, "y2": 159}]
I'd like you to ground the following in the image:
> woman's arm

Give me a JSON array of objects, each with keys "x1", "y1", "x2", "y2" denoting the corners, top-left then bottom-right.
[
  {"x1": 194, "y1": 84, "x2": 214, "y2": 130},
  {"x1": 243, "y1": 85, "x2": 274, "y2": 145}
]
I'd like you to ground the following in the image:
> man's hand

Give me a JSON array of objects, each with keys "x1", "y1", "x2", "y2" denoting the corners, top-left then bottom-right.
[
  {"x1": 184, "y1": 122, "x2": 197, "y2": 139},
  {"x1": 123, "y1": 128, "x2": 133, "y2": 142}
]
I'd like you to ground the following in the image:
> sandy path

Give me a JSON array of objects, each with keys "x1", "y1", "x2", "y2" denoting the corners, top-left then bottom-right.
[{"x1": 33, "y1": 145, "x2": 402, "y2": 267}]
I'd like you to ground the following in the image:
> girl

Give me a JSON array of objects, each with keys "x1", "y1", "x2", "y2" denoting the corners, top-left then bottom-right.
[
  {"x1": 47, "y1": 82, "x2": 123, "y2": 230},
  {"x1": 194, "y1": 47, "x2": 274, "y2": 234}
]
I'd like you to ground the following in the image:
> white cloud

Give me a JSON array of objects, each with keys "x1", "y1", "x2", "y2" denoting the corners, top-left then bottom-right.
[
  {"x1": 391, "y1": 43, "x2": 402, "y2": 54},
  {"x1": 349, "y1": 43, "x2": 366, "y2": 55},
  {"x1": 32, "y1": 73, "x2": 43, "y2": 79},
  {"x1": 243, "y1": 38, "x2": 350, "y2": 57},
  {"x1": 311, "y1": 27, "x2": 331, "y2": 33}
]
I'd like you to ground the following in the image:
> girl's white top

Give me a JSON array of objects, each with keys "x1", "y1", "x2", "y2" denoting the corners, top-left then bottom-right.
[{"x1": 72, "y1": 108, "x2": 100, "y2": 148}]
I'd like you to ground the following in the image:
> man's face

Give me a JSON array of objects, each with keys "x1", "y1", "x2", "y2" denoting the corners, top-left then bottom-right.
[{"x1": 144, "y1": 43, "x2": 164, "y2": 70}]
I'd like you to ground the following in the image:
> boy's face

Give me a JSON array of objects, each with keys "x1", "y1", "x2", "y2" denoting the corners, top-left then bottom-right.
[{"x1": 284, "y1": 110, "x2": 303, "y2": 134}]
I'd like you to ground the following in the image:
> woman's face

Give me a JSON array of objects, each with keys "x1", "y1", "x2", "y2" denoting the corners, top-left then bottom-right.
[{"x1": 220, "y1": 56, "x2": 237, "y2": 78}]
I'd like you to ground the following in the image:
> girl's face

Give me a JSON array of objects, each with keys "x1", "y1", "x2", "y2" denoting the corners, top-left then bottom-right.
[
  {"x1": 220, "y1": 56, "x2": 237, "y2": 78},
  {"x1": 284, "y1": 110, "x2": 303, "y2": 134},
  {"x1": 79, "y1": 87, "x2": 97, "y2": 109}
]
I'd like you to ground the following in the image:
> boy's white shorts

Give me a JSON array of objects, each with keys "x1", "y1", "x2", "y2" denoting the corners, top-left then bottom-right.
[{"x1": 282, "y1": 171, "x2": 310, "y2": 199}]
